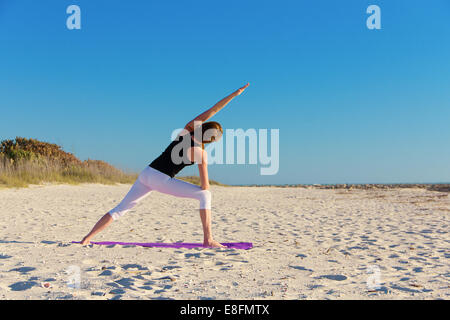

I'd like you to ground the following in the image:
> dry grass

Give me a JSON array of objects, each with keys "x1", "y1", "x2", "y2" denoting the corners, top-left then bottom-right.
[
  {"x1": 0, "y1": 155, "x2": 138, "y2": 188},
  {"x1": 177, "y1": 175, "x2": 227, "y2": 186},
  {"x1": 0, "y1": 137, "x2": 137, "y2": 188}
]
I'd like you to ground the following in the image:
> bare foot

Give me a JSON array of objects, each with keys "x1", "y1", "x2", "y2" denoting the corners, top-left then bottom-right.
[
  {"x1": 203, "y1": 240, "x2": 225, "y2": 248},
  {"x1": 80, "y1": 237, "x2": 91, "y2": 245}
]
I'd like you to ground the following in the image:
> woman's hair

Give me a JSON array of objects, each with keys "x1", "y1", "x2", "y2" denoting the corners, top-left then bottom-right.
[{"x1": 200, "y1": 121, "x2": 223, "y2": 144}]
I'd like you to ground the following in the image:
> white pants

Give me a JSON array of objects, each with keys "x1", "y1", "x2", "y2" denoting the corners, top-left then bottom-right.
[{"x1": 108, "y1": 166, "x2": 211, "y2": 220}]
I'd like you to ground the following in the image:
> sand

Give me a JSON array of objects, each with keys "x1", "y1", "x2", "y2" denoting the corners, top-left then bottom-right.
[{"x1": 0, "y1": 184, "x2": 448, "y2": 299}]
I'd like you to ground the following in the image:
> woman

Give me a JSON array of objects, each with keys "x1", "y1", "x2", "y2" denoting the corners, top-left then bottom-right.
[{"x1": 80, "y1": 83, "x2": 250, "y2": 248}]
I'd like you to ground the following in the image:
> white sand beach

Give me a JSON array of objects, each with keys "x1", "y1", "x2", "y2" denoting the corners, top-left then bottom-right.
[{"x1": 0, "y1": 184, "x2": 448, "y2": 300}]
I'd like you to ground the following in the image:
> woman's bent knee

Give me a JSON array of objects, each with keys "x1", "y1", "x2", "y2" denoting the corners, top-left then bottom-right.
[{"x1": 199, "y1": 189, "x2": 211, "y2": 210}]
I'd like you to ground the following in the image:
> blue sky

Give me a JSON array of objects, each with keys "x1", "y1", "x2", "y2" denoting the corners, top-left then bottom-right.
[{"x1": 1, "y1": 0, "x2": 449, "y2": 185}]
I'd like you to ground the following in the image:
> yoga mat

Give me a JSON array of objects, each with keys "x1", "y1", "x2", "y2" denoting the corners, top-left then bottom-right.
[{"x1": 72, "y1": 241, "x2": 252, "y2": 250}]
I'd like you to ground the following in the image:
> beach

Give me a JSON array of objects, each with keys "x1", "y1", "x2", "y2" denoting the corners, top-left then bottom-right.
[{"x1": 0, "y1": 184, "x2": 448, "y2": 299}]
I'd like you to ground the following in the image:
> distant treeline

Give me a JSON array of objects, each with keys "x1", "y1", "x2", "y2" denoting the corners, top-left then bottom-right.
[{"x1": 0, "y1": 137, "x2": 225, "y2": 188}]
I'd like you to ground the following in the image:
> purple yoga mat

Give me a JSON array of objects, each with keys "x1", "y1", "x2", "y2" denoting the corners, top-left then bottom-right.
[{"x1": 72, "y1": 241, "x2": 253, "y2": 250}]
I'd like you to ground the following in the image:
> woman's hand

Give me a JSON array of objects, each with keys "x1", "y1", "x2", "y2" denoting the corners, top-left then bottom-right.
[{"x1": 234, "y1": 83, "x2": 250, "y2": 96}]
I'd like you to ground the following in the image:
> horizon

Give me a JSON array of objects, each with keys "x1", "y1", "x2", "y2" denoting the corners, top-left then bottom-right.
[
  {"x1": 1, "y1": 1, "x2": 449, "y2": 185},
  {"x1": 4, "y1": 135, "x2": 450, "y2": 186},
  {"x1": 233, "y1": 182, "x2": 450, "y2": 186}
]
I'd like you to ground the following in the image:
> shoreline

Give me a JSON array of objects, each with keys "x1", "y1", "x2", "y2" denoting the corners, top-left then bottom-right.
[
  {"x1": 234, "y1": 183, "x2": 450, "y2": 192},
  {"x1": 1, "y1": 182, "x2": 450, "y2": 193}
]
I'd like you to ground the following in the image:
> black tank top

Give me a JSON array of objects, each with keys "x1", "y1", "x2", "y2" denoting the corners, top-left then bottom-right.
[{"x1": 149, "y1": 132, "x2": 201, "y2": 178}]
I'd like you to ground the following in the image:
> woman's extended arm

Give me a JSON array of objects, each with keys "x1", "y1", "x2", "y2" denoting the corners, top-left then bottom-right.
[
  {"x1": 198, "y1": 153, "x2": 210, "y2": 190},
  {"x1": 187, "y1": 146, "x2": 210, "y2": 190},
  {"x1": 184, "y1": 83, "x2": 249, "y2": 131}
]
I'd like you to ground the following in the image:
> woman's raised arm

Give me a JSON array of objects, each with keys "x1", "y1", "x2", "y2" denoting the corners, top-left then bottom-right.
[{"x1": 184, "y1": 83, "x2": 249, "y2": 131}]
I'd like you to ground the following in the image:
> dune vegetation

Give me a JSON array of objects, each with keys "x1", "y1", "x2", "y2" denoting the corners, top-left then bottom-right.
[
  {"x1": 0, "y1": 137, "x2": 224, "y2": 188},
  {"x1": 176, "y1": 175, "x2": 226, "y2": 187},
  {"x1": 0, "y1": 137, "x2": 137, "y2": 188}
]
